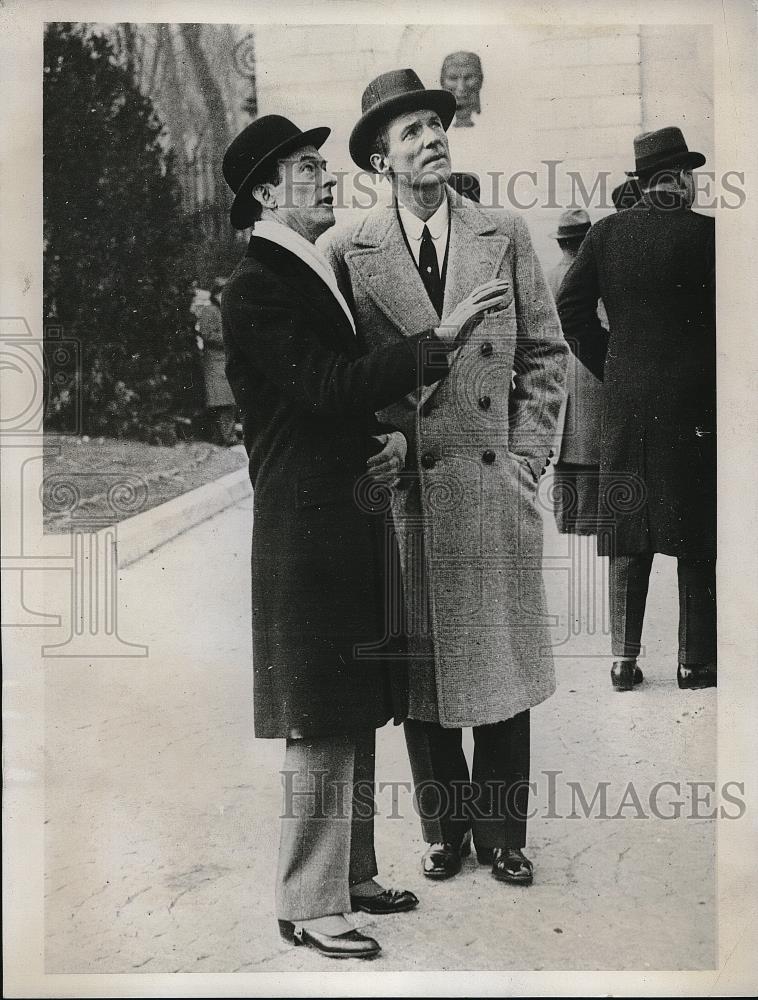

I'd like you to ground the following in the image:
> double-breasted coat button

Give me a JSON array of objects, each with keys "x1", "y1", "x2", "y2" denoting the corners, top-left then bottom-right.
[
  {"x1": 478, "y1": 395, "x2": 491, "y2": 410},
  {"x1": 482, "y1": 449, "x2": 496, "y2": 464},
  {"x1": 480, "y1": 342, "x2": 494, "y2": 357},
  {"x1": 421, "y1": 452, "x2": 436, "y2": 469}
]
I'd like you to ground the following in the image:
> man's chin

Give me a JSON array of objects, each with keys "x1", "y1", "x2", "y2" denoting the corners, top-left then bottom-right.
[
  {"x1": 314, "y1": 206, "x2": 336, "y2": 235},
  {"x1": 417, "y1": 162, "x2": 451, "y2": 186}
]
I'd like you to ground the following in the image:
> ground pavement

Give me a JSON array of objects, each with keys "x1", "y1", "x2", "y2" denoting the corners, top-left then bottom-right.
[{"x1": 44, "y1": 475, "x2": 717, "y2": 973}]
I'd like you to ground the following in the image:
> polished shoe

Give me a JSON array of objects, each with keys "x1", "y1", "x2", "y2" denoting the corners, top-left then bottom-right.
[
  {"x1": 350, "y1": 888, "x2": 419, "y2": 914},
  {"x1": 491, "y1": 847, "x2": 534, "y2": 885},
  {"x1": 278, "y1": 920, "x2": 381, "y2": 959},
  {"x1": 611, "y1": 659, "x2": 644, "y2": 691},
  {"x1": 677, "y1": 662, "x2": 717, "y2": 690},
  {"x1": 421, "y1": 829, "x2": 471, "y2": 880}
]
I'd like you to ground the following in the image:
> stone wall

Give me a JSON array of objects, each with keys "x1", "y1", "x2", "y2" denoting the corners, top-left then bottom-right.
[{"x1": 252, "y1": 24, "x2": 713, "y2": 268}]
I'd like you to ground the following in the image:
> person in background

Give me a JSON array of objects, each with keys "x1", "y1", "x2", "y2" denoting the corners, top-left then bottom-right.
[
  {"x1": 196, "y1": 277, "x2": 238, "y2": 446},
  {"x1": 548, "y1": 192, "x2": 636, "y2": 541},
  {"x1": 557, "y1": 126, "x2": 716, "y2": 693},
  {"x1": 547, "y1": 209, "x2": 602, "y2": 536}
]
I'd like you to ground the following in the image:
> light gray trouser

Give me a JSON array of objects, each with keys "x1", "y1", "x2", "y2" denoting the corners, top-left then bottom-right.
[{"x1": 275, "y1": 730, "x2": 378, "y2": 921}]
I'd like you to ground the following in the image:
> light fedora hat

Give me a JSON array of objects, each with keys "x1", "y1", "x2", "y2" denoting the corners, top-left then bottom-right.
[
  {"x1": 349, "y1": 68, "x2": 456, "y2": 172},
  {"x1": 550, "y1": 208, "x2": 592, "y2": 240}
]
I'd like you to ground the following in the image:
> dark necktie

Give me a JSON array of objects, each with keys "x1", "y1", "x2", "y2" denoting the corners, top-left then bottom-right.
[{"x1": 418, "y1": 224, "x2": 444, "y2": 318}]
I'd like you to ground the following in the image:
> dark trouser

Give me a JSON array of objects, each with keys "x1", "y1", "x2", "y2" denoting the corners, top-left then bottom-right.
[
  {"x1": 403, "y1": 713, "x2": 530, "y2": 852},
  {"x1": 275, "y1": 731, "x2": 378, "y2": 921},
  {"x1": 609, "y1": 554, "x2": 717, "y2": 664}
]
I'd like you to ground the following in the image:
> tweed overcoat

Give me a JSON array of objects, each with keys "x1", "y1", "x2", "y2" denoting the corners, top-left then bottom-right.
[
  {"x1": 556, "y1": 191, "x2": 716, "y2": 559},
  {"x1": 222, "y1": 234, "x2": 451, "y2": 739},
  {"x1": 325, "y1": 188, "x2": 569, "y2": 727}
]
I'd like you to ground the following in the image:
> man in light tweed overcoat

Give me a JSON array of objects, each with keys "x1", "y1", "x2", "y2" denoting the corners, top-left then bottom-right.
[{"x1": 325, "y1": 69, "x2": 568, "y2": 885}]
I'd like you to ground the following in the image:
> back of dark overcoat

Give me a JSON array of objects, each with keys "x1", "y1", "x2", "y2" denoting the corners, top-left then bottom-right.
[{"x1": 557, "y1": 192, "x2": 715, "y2": 558}]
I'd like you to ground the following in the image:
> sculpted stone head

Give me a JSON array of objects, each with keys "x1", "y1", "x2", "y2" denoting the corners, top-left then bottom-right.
[{"x1": 440, "y1": 51, "x2": 483, "y2": 127}]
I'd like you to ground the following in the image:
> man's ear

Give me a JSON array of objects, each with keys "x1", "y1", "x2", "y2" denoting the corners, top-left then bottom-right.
[
  {"x1": 252, "y1": 183, "x2": 275, "y2": 211},
  {"x1": 369, "y1": 152, "x2": 389, "y2": 176}
]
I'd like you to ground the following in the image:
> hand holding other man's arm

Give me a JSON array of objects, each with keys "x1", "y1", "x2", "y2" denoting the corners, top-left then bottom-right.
[{"x1": 367, "y1": 431, "x2": 407, "y2": 487}]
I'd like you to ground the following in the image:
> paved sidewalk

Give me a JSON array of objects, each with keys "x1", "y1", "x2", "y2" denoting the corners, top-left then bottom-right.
[{"x1": 44, "y1": 484, "x2": 717, "y2": 973}]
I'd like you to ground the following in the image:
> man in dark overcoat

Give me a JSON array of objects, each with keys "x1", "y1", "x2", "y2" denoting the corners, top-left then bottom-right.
[
  {"x1": 557, "y1": 126, "x2": 716, "y2": 693},
  {"x1": 326, "y1": 70, "x2": 568, "y2": 887},
  {"x1": 221, "y1": 115, "x2": 509, "y2": 958}
]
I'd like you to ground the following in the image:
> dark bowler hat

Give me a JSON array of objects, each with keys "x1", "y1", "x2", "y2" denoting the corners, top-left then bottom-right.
[
  {"x1": 628, "y1": 126, "x2": 705, "y2": 177},
  {"x1": 223, "y1": 115, "x2": 330, "y2": 230},
  {"x1": 349, "y1": 68, "x2": 456, "y2": 172},
  {"x1": 551, "y1": 208, "x2": 591, "y2": 240}
]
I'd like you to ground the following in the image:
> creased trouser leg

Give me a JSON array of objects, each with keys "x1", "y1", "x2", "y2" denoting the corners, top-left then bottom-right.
[
  {"x1": 610, "y1": 552, "x2": 654, "y2": 659},
  {"x1": 276, "y1": 732, "x2": 375, "y2": 921},
  {"x1": 348, "y1": 729, "x2": 379, "y2": 887},
  {"x1": 471, "y1": 712, "x2": 531, "y2": 850},
  {"x1": 403, "y1": 719, "x2": 470, "y2": 846}
]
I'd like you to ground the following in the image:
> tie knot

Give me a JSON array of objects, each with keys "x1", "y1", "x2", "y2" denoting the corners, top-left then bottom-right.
[{"x1": 421, "y1": 225, "x2": 432, "y2": 241}]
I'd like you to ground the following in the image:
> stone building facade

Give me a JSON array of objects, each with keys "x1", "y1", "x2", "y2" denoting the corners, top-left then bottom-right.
[{"x1": 251, "y1": 23, "x2": 713, "y2": 267}]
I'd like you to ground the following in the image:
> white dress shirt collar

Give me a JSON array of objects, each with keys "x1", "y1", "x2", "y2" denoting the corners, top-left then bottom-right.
[
  {"x1": 253, "y1": 220, "x2": 356, "y2": 334},
  {"x1": 397, "y1": 198, "x2": 449, "y2": 270}
]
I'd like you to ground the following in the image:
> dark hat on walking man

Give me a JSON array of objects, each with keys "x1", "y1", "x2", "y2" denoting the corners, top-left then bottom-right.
[
  {"x1": 627, "y1": 126, "x2": 705, "y2": 178},
  {"x1": 223, "y1": 115, "x2": 331, "y2": 229},
  {"x1": 349, "y1": 68, "x2": 457, "y2": 171},
  {"x1": 551, "y1": 208, "x2": 592, "y2": 241}
]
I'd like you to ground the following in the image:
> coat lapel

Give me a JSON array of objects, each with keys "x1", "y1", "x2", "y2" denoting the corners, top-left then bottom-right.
[
  {"x1": 427, "y1": 191, "x2": 511, "y2": 405},
  {"x1": 441, "y1": 192, "x2": 510, "y2": 322},
  {"x1": 247, "y1": 236, "x2": 357, "y2": 356},
  {"x1": 344, "y1": 208, "x2": 441, "y2": 338},
  {"x1": 344, "y1": 189, "x2": 512, "y2": 407}
]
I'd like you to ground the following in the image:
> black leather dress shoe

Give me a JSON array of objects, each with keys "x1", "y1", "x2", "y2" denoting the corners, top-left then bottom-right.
[
  {"x1": 422, "y1": 830, "x2": 471, "y2": 880},
  {"x1": 491, "y1": 847, "x2": 534, "y2": 885},
  {"x1": 350, "y1": 888, "x2": 419, "y2": 914},
  {"x1": 278, "y1": 920, "x2": 381, "y2": 959},
  {"x1": 611, "y1": 659, "x2": 644, "y2": 691},
  {"x1": 677, "y1": 662, "x2": 717, "y2": 690}
]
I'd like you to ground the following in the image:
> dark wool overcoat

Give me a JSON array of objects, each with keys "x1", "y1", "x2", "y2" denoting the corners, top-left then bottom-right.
[
  {"x1": 325, "y1": 188, "x2": 569, "y2": 727},
  {"x1": 222, "y1": 235, "x2": 449, "y2": 739},
  {"x1": 557, "y1": 191, "x2": 716, "y2": 558}
]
